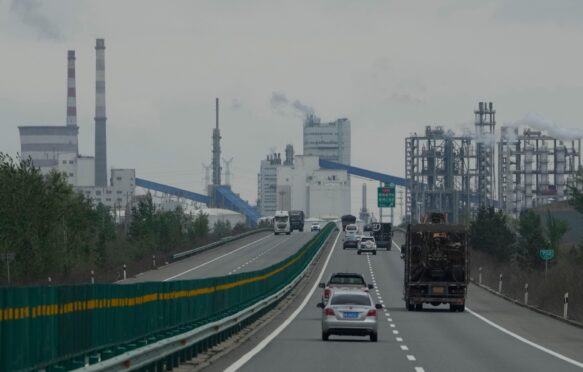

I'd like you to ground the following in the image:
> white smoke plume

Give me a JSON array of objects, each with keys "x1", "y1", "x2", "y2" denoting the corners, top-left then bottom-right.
[
  {"x1": 513, "y1": 113, "x2": 583, "y2": 140},
  {"x1": 10, "y1": 0, "x2": 61, "y2": 40},
  {"x1": 270, "y1": 92, "x2": 315, "y2": 118}
]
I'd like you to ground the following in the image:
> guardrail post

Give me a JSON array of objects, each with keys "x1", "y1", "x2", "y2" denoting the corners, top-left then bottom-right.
[
  {"x1": 91, "y1": 270, "x2": 95, "y2": 284},
  {"x1": 498, "y1": 273, "x2": 503, "y2": 293},
  {"x1": 48, "y1": 276, "x2": 52, "y2": 285},
  {"x1": 478, "y1": 267, "x2": 482, "y2": 285},
  {"x1": 524, "y1": 283, "x2": 528, "y2": 305},
  {"x1": 123, "y1": 264, "x2": 127, "y2": 280},
  {"x1": 564, "y1": 292, "x2": 569, "y2": 319},
  {"x1": 152, "y1": 255, "x2": 157, "y2": 269}
]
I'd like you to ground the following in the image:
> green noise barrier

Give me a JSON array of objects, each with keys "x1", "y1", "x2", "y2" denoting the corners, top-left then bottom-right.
[{"x1": 0, "y1": 223, "x2": 334, "y2": 371}]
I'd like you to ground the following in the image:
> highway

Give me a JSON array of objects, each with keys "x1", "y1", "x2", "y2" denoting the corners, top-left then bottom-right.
[
  {"x1": 221, "y1": 231, "x2": 583, "y2": 372},
  {"x1": 121, "y1": 231, "x2": 316, "y2": 283}
]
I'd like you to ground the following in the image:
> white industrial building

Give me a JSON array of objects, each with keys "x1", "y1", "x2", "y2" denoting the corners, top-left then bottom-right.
[
  {"x1": 77, "y1": 169, "x2": 136, "y2": 209},
  {"x1": 18, "y1": 125, "x2": 79, "y2": 174},
  {"x1": 257, "y1": 145, "x2": 294, "y2": 217},
  {"x1": 303, "y1": 115, "x2": 351, "y2": 165},
  {"x1": 276, "y1": 156, "x2": 349, "y2": 218}
]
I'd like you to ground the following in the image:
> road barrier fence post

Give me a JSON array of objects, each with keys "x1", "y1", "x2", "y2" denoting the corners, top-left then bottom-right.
[
  {"x1": 564, "y1": 292, "x2": 569, "y2": 319},
  {"x1": 498, "y1": 273, "x2": 503, "y2": 293},
  {"x1": 48, "y1": 276, "x2": 52, "y2": 285},
  {"x1": 91, "y1": 270, "x2": 95, "y2": 285},
  {"x1": 478, "y1": 267, "x2": 482, "y2": 285},
  {"x1": 123, "y1": 264, "x2": 127, "y2": 280},
  {"x1": 152, "y1": 255, "x2": 157, "y2": 269},
  {"x1": 524, "y1": 283, "x2": 528, "y2": 305}
]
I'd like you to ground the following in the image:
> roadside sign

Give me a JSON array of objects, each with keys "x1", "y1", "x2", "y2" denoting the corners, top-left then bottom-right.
[
  {"x1": 539, "y1": 249, "x2": 555, "y2": 261},
  {"x1": 378, "y1": 184, "x2": 396, "y2": 208}
]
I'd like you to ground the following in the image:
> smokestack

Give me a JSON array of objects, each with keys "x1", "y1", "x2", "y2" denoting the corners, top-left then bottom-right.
[
  {"x1": 66, "y1": 50, "x2": 77, "y2": 127},
  {"x1": 362, "y1": 183, "x2": 367, "y2": 210},
  {"x1": 94, "y1": 39, "x2": 107, "y2": 186},
  {"x1": 212, "y1": 98, "x2": 222, "y2": 185}
]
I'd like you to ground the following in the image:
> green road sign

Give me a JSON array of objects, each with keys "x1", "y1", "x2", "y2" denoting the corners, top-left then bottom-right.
[
  {"x1": 539, "y1": 249, "x2": 555, "y2": 261},
  {"x1": 378, "y1": 184, "x2": 396, "y2": 208}
]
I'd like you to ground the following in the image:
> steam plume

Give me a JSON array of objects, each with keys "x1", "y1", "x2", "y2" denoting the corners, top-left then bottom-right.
[{"x1": 10, "y1": 0, "x2": 61, "y2": 40}]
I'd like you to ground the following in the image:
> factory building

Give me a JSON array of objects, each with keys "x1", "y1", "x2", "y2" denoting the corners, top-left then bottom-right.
[
  {"x1": 498, "y1": 127, "x2": 581, "y2": 214},
  {"x1": 303, "y1": 115, "x2": 351, "y2": 165},
  {"x1": 257, "y1": 145, "x2": 294, "y2": 217},
  {"x1": 77, "y1": 169, "x2": 136, "y2": 209},
  {"x1": 17, "y1": 40, "x2": 137, "y2": 213},
  {"x1": 276, "y1": 155, "x2": 349, "y2": 218}
]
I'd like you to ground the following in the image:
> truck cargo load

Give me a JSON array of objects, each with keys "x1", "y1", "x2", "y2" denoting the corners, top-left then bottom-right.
[
  {"x1": 402, "y1": 213, "x2": 468, "y2": 312},
  {"x1": 371, "y1": 222, "x2": 392, "y2": 249},
  {"x1": 289, "y1": 210, "x2": 305, "y2": 232}
]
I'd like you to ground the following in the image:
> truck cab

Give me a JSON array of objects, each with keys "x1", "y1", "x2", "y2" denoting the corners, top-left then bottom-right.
[{"x1": 274, "y1": 211, "x2": 291, "y2": 235}]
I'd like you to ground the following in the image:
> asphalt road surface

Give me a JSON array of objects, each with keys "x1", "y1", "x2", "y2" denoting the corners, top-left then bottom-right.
[
  {"x1": 226, "y1": 231, "x2": 583, "y2": 372},
  {"x1": 121, "y1": 230, "x2": 316, "y2": 283}
]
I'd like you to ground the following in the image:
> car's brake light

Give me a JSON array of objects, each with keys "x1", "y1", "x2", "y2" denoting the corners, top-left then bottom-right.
[
  {"x1": 366, "y1": 309, "x2": 377, "y2": 317},
  {"x1": 324, "y1": 308, "x2": 335, "y2": 316},
  {"x1": 324, "y1": 288, "x2": 331, "y2": 298}
]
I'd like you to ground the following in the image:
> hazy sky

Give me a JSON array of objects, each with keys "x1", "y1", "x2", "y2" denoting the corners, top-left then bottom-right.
[{"x1": 1, "y1": 0, "x2": 583, "y2": 216}]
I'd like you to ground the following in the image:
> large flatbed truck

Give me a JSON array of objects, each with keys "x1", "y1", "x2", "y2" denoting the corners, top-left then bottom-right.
[{"x1": 402, "y1": 213, "x2": 468, "y2": 312}]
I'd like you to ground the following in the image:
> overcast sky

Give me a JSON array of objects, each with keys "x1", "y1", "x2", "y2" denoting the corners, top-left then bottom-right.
[{"x1": 1, "y1": 0, "x2": 583, "y2": 216}]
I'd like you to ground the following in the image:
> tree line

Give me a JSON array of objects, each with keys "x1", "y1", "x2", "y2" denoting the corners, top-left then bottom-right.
[
  {"x1": 0, "y1": 154, "x2": 247, "y2": 285},
  {"x1": 469, "y1": 169, "x2": 583, "y2": 268}
]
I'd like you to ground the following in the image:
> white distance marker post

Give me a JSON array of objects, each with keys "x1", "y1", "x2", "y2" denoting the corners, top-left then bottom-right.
[{"x1": 564, "y1": 292, "x2": 569, "y2": 319}]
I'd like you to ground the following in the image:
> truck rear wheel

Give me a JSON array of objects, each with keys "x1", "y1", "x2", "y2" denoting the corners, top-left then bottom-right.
[
  {"x1": 458, "y1": 304, "x2": 465, "y2": 312},
  {"x1": 415, "y1": 304, "x2": 423, "y2": 311},
  {"x1": 407, "y1": 302, "x2": 415, "y2": 311}
]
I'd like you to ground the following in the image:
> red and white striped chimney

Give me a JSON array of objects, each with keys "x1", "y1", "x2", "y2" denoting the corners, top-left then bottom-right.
[{"x1": 66, "y1": 50, "x2": 77, "y2": 127}]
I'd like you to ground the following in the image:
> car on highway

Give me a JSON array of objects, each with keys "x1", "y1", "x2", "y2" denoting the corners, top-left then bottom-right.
[
  {"x1": 357, "y1": 236, "x2": 377, "y2": 255},
  {"x1": 310, "y1": 222, "x2": 321, "y2": 232},
  {"x1": 317, "y1": 290, "x2": 382, "y2": 342},
  {"x1": 343, "y1": 224, "x2": 359, "y2": 249},
  {"x1": 319, "y1": 272, "x2": 373, "y2": 304}
]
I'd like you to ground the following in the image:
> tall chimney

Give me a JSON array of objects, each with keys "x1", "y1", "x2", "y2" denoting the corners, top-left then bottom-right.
[
  {"x1": 94, "y1": 39, "x2": 107, "y2": 186},
  {"x1": 212, "y1": 98, "x2": 222, "y2": 185},
  {"x1": 66, "y1": 50, "x2": 77, "y2": 128}
]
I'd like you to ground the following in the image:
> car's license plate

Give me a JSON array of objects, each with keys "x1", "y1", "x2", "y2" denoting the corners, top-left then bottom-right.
[
  {"x1": 432, "y1": 286, "x2": 445, "y2": 294},
  {"x1": 343, "y1": 312, "x2": 359, "y2": 319}
]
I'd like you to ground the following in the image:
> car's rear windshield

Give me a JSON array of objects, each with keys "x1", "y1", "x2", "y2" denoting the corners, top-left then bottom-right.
[
  {"x1": 361, "y1": 237, "x2": 374, "y2": 242},
  {"x1": 330, "y1": 294, "x2": 371, "y2": 306},
  {"x1": 346, "y1": 226, "x2": 357, "y2": 231},
  {"x1": 329, "y1": 276, "x2": 365, "y2": 285}
]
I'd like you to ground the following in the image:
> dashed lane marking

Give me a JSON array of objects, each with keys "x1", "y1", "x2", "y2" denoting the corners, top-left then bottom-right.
[
  {"x1": 401, "y1": 345, "x2": 409, "y2": 351},
  {"x1": 407, "y1": 355, "x2": 416, "y2": 361},
  {"x1": 396, "y1": 337, "x2": 403, "y2": 342}
]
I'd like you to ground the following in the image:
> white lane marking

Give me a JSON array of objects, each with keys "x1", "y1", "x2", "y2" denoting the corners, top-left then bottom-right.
[
  {"x1": 162, "y1": 234, "x2": 273, "y2": 281},
  {"x1": 393, "y1": 330, "x2": 399, "y2": 334},
  {"x1": 396, "y1": 337, "x2": 403, "y2": 342},
  {"x1": 415, "y1": 368, "x2": 425, "y2": 372},
  {"x1": 392, "y1": 240, "x2": 401, "y2": 252},
  {"x1": 407, "y1": 355, "x2": 416, "y2": 361},
  {"x1": 401, "y1": 345, "x2": 409, "y2": 351},
  {"x1": 467, "y1": 307, "x2": 583, "y2": 368},
  {"x1": 390, "y1": 324, "x2": 395, "y2": 328},
  {"x1": 387, "y1": 318, "x2": 393, "y2": 322},
  {"x1": 224, "y1": 231, "x2": 341, "y2": 372}
]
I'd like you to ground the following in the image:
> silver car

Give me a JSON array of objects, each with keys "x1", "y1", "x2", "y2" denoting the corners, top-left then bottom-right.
[
  {"x1": 357, "y1": 236, "x2": 377, "y2": 255},
  {"x1": 317, "y1": 290, "x2": 382, "y2": 342}
]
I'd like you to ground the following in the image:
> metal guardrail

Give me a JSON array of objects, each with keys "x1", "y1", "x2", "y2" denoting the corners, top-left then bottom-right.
[
  {"x1": 77, "y1": 225, "x2": 335, "y2": 371},
  {"x1": 171, "y1": 228, "x2": 272, "y2": 261}
]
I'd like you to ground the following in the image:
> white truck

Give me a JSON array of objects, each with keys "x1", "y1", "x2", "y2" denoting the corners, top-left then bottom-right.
[{"x1": 274, "y1": 210, "x2": 291, "y2": 235}]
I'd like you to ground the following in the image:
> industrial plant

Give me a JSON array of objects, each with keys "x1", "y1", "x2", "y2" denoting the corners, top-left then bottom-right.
[
  {"x1": 405, "y1": 102, "x2": 582, "y2": 223},
  {"x1": 17, "y1": 39, "x2": 136, "y2": 213}
]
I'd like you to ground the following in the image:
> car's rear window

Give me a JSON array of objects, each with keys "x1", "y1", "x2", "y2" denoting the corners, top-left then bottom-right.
[
  {"x1": 330, "y1": 294, "x2": 371, "y2": 306},
  {"x1": 329, "y1": 276, "x2": 365, "y2": 285},
  {"x1": 361, "y1": 237, "x2": 374, "y2": 242}
]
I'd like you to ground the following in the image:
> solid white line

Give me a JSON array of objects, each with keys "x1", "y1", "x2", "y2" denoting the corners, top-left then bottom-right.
[
  {"x1": 392, "y1": 240, "x2": 401, "y2": 252},
  {"x1": 163, "y1": 234, "x2": 274, "y2": 281},
  {"x1": 467, "y1": 307, "x2": 583, "y2": 368},
  {"x1": 224, "y1": 231, "x2": 341, "y2": 372},
  {"x1": 407, "y1": 355, "x2": 416, "y2": 361},
  {"x1": 401, "y1": 345, "x2": 409, "y2": 351}
]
